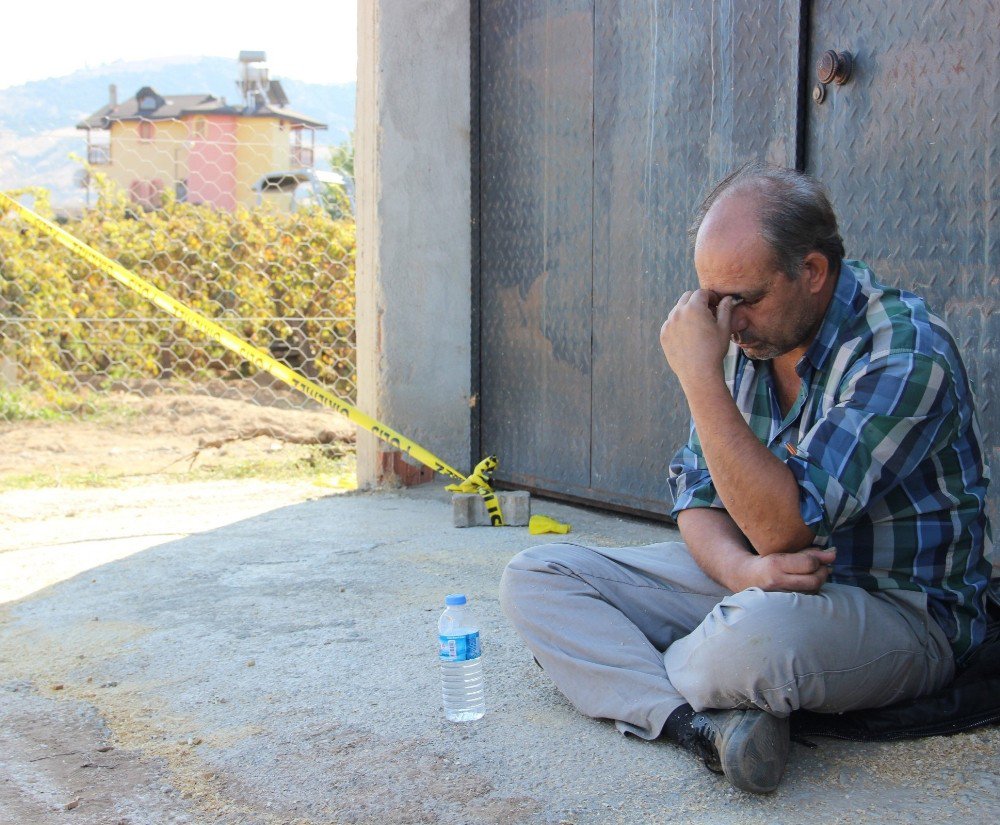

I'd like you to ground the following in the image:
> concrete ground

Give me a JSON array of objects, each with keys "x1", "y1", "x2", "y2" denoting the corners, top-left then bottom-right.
[{"x1": 1, "y1": 480, "x2": 997, "y2": 824}]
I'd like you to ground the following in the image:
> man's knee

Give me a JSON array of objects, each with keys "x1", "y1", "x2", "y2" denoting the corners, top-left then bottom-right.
[
  {"x1": 499, "y1": 542, "x2": 583, "y2": 620},
  {"x1": 665, "y1": 588, "x2": 810, "y2": 714}
]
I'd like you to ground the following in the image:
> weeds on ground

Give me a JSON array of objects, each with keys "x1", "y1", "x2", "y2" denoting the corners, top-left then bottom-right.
[
  {"x1": 0, "y1": 387, "x2": 141, "y2": 424},
  {"x1": 0, "y1": 388, "x2": 69, "y2": 422},
  {"x1": 0, "y1": 446, "x2": 357, "y2": 492}
]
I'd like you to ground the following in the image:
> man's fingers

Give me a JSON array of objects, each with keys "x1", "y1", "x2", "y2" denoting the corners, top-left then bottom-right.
[
  {"x1": 804, "y1": 547, "x2": 837, "y2": 565},
  {"x1": 675, "y1": 290, "x2": 694, "y2": 307},
  {"x1": 772, "y1": 550, "x2": 833, "y2": 591},
  {"x1": 687, "y1": 288, "x2": 715, "y2": 307},
  {"x1": 777, "y1": 552, "x2": 824, "y2": 575},
  {"x1": 775, "y1": 566, "x2": 831, "y2": 593},
  {"x1": 715, "y1": 295, "x2": 735, "y2": 331}
]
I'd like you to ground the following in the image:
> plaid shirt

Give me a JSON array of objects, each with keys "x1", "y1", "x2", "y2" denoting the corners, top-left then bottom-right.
[{"x1": 668, "y1": 261, "x2": 993, "y2": 665}]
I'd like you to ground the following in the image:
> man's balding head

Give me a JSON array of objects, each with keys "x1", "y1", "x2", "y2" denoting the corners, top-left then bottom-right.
[{"x1": 690, "y1": 164, "x2": 845, "y2": 281}]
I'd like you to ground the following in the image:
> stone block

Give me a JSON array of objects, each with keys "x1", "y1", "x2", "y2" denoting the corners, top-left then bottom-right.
[{"x1": 452, "y1": 490, "x2": 531, "y2": 527}]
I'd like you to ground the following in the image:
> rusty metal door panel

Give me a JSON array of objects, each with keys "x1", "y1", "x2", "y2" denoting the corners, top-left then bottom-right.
[
  {"x1": 479, "y1": 2, "x2": 595, "y2": 491},
  {"x1": 589, "y1": 1, "x2": 802, "y2": 513},
  {"x1": 806, "y1": 1, "x2": 1000, "y2": 522}
]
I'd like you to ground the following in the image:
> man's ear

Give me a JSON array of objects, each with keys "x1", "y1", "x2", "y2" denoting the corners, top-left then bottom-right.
[{"x1": 801, "y1": 251, "x2": 830, "y2": 295}]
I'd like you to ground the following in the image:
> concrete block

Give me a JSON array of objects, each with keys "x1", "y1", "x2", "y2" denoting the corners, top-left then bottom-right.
[
  {"x1": 452, "y1": 491, "x2": 531, "y2": 527},
  {"x1": 500, "y1": 490, "x2": 532, "y2": 526}
]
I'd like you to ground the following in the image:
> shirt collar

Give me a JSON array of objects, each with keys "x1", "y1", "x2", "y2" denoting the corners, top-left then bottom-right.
[{"x1": 798, "y1": 261, "x2": 864, "y2": 376}]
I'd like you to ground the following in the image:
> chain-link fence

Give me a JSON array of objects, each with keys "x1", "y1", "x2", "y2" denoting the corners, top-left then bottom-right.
[{"x1": 0, "y1": 109, "x2": 356, "y2": 477}]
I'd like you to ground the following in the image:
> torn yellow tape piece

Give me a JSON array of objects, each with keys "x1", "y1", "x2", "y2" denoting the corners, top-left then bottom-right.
[
  {"x1": 0, "y1": 192, "x2": 504, "y2": 524},
  {"x1": 528, "y1": 514, "x2": 571, "y2": 535}
]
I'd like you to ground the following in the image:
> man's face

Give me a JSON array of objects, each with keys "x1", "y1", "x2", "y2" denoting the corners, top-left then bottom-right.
[{"x1": 693, "y1": 194, "x2": 823, "y2": 362}]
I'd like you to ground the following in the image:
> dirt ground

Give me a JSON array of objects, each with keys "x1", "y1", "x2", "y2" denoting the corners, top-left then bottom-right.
[{"x1": 0, "y1": 392, "x2": 356, "y2": 488}]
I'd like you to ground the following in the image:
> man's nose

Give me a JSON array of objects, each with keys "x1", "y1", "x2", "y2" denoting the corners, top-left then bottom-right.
[{"x1": 730, "y1": 312, "x2": 749, "y2": 334}]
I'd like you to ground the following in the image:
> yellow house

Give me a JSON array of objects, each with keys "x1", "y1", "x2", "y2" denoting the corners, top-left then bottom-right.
[{"x1": 77, "y1": 55, "x2": 326, "y2": 211}]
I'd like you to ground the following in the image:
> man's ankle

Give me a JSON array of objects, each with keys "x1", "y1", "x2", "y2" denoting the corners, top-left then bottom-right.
[
  {"x1": 662, "y1": 703, "x2": 723, "y2": 774},
  {"x1": 662, "y1": 703, "x2": 697, "y2": 743}
]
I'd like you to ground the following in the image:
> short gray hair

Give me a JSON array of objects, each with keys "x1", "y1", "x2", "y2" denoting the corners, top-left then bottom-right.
[{"x1": 688, "y1": 163, "x2": 845, "y2": 279}]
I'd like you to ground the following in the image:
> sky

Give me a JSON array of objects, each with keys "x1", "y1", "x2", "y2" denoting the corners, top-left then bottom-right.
[{"x1": 1, "y1": 0, "x2": 358, "y2": 90}]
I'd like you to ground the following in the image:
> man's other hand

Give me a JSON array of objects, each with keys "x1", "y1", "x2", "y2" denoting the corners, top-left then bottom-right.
[
  {"x1": 660, "y1": 289, "x2": 736, "y2": 386},
  {"x1": 733, "y1": 547, "x2": 836, "y2": 594}
]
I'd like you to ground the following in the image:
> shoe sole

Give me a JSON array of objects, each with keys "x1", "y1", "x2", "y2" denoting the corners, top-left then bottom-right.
[{"x1": 718, "y1": 710, "x2": 790, "y2": 794}]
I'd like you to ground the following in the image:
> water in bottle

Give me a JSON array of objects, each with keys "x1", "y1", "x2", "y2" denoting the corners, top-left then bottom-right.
[{"x1": 438, "y1": 593, "x2": 485, "y2": 721}]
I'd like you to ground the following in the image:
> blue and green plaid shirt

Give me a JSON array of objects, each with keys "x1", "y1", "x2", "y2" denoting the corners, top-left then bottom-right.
[{"x1": 668, "y1": 261, "x2": 993, "y2": 665}]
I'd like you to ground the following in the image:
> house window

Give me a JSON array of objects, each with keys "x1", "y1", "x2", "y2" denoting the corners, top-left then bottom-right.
[
  {"x1": 139, "y1": 121, "x2": 155, "y2": 141},
  {"x1": 139, "y1": 94, "x2": 158, "y2": 112},
  {"x1": 290, "y1": 127, "x2": 314, "y2": 168},
  {"x1": 88, "y1": 144, "x2": 111, "y2": 165},
  {"x1": 87, "y1": 130, "x2": 111, "y2": 165}
]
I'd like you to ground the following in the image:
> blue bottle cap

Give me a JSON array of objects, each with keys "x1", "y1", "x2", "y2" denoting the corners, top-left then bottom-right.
[{"x1": 445, "y1": 593, "x2": 467, "y2": 605}]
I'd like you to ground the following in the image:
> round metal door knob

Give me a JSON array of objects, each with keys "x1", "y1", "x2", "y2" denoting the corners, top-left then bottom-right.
[{"x1": 817, "y1": 49, "x2": 854, "y2": 85}]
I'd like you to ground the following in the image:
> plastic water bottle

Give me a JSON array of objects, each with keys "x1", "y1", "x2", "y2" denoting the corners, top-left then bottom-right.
[{"x1": 438, "y1": 593, "x2": 485, "y2": 721}]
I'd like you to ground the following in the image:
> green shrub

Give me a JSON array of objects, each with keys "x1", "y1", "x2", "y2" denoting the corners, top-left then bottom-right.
[{"x1": 0, "y1": 180, "x2": 356, "y2": 403}]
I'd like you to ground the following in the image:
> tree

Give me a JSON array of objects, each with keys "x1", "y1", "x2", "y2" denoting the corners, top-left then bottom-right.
[{"x1": 326, "y1": 136, "x2": 355, "y2": 217}]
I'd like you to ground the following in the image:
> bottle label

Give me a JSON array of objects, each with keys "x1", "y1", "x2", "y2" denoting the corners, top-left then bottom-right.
[{"x1": 439, "y1": 631, "x2": 481, "y2": 662}]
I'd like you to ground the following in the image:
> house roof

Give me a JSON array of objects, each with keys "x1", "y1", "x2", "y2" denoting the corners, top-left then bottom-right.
[{"x1": 76, "y1": 86, "x2": 326, "y2": 130}]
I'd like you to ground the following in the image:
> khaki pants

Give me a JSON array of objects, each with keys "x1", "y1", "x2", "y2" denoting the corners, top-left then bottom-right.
[{"x1": 499, "y1": 541, "x2": 955, "y2": 740}]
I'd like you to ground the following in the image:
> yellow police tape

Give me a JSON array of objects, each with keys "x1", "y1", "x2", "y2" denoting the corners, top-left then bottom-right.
[{"x1": 0, "y1": 191, "x2": 505, "y2": 525}]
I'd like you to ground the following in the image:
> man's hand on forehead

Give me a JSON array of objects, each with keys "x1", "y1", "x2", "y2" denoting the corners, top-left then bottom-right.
[
  {"x1": 704, "y1": 290, "x2": 744, "y2": 317},
  {"x1": 660, "y1": 288, "x2": 738, "y2": 386}
]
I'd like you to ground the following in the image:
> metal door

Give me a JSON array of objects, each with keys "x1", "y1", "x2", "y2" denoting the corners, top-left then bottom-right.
[
  {"x1": 590, "y1": 1, "x2": 801, "y2": 513},
  {"x1": 479, "y1": 1, "x2": 595, "y2": 496},
  {"x1": 479, "y1": 1, "x2": 801, "y2": 512},
  {"x1": 806, "y1": 1, "x2": 1000, "y2": 522}
]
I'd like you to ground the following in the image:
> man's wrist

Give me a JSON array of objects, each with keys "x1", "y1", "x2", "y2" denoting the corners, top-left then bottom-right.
[
  {"x1": 680, "y1": 370, "x2": 729, "y2": 407},
  {"x1": 682, "y1": 374, "x2": 738, "y2": 445},
  {"x1": 727, "y1": 553, "x2": 756, "y2": 592},
  {"x1": 711, "y1": 543, "x2": 756, "y2": 593}
]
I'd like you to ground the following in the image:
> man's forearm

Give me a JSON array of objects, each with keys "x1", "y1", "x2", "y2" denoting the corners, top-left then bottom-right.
[
  {"x1": 684, "y1": 377, "x2": 815, "y2": 555},
  {"x1": 676, "y1": 507, "x2": 755, "y2": 591},
  {"x1": 678, "y1": 506, "x2": 836, "y2": 594}
]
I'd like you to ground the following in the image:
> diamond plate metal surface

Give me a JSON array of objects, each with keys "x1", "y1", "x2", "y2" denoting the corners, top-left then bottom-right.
[
  {"x1": 807, "y1": 0, "x2": 1000, "y2": 527},
  {"x1": 590, "y1": 1, "x2": 801, "y2": 512},
  {"x1": 480, "y1": 1, "x2": 595, "y2": 490}
]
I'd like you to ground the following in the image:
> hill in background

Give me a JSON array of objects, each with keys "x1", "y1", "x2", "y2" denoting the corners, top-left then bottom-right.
[{"x1": 0, "y1": 55, "x2": 355, "y2": 208}]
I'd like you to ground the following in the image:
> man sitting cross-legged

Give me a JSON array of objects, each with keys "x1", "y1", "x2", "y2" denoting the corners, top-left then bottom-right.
[{"x1": 500, "y1": 164, "x2": 993, "y2": 793}]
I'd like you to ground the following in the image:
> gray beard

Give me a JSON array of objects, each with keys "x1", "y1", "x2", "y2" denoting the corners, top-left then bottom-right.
[{"x1": 733, "y1": 306, "x2": 823, "y2": 362}]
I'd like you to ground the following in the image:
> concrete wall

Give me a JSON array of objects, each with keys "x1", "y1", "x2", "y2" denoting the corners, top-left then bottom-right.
[{"x1": 356, "y1": 1, "x2": 472, "y2": 486}]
